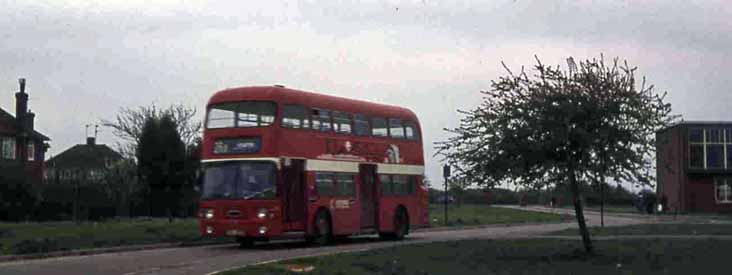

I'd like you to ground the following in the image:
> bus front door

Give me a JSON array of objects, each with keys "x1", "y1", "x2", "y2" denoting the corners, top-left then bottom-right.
[
  {"x1": 359, "y1": 164, "x2": 377, "y2": 229},
  {"x1": 283, "y1": 159, "x2": 306, "y2": 227}
]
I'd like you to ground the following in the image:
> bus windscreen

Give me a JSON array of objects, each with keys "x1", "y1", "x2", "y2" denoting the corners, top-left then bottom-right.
[{"x1": 201, "y1": 162, "x2": 276, "y2": 200}]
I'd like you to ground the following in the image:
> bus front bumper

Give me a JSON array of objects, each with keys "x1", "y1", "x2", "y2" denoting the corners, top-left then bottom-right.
[{"x1": 199, "y1": 219, "x2": 282, "y2": 238}]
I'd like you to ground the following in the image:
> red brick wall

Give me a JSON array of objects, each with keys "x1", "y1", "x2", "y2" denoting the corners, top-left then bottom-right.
[
  {"x1": 657, "y1": 127, "x2": 685, "y2": 212},
  {"x1": 686, "y1": 175, "x2": 732, "y2": 213}
]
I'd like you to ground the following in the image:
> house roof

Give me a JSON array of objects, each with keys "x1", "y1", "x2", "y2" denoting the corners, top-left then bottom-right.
[
  {"x1": 0, "y1": 107, "x2": 51, "y2": 141},
  {"x1": 657, "y1": 120, "x2": 732, "y2": 133},
  {"x1": 46, "y1": 143, "x2": 123, "y2": 169}
]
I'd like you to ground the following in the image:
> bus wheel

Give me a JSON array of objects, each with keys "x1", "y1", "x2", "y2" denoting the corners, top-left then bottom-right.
[
  {"x1": 393, "y1": 208, "x2": 409, "y2": 241},
  {"x1": 237, "y1": 237, "x2": 255, "y2": 248},
  {"x1": 311, "y1": 210, "x2": 332, "y2": 246}
]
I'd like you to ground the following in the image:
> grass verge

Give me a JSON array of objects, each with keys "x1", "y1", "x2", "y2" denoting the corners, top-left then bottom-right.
[
  {"x1": 428, "y1": 204, "x2": 562, "y2": 226},
  {"x1": 548, "y1": 223, "x2": 732, "y2": 236},
  {"x1": 0, "y1": 218, "x2": 217, "y2": 256},
  {"x1": 222, "y1": 238, "x2": 730, "y2": 275}
]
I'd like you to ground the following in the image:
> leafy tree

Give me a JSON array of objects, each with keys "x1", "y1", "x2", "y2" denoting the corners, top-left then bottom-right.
[
  {"x1": 0, "y1": 168, "x2": 39, "y2": 221},
  {"x1": 437, "y1": 56, "x2": 675, "y2": 253},
  {"x1": 137, "y1": 115, "x2": 187, "y2": 222},
  {"x1": 102, "y1": 159, "x2": 143, "y2": 217}
]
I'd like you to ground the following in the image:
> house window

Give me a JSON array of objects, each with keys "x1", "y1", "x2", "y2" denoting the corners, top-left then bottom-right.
[
  {"x1": 715, "y1": 178, "x2": 732, "y2": 204},
  {"x1": 27, "y1": 143, "x2": 35, "y2": 161},
  {"x1": 689, "y1": 128, "x2": 732, "y2": 169},
  {"x1": 1, "y1": 137, "x2": 16, "y2": 160}
]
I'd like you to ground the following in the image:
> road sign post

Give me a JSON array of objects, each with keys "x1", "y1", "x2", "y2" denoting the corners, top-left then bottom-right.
[{"x1": 443, "y1": 165, "x2": 451, "y2": 226}]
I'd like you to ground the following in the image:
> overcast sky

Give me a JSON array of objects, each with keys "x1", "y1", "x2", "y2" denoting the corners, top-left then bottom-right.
[{"x1": 1, "y1": 0, "x2": 731, "y2": 190}]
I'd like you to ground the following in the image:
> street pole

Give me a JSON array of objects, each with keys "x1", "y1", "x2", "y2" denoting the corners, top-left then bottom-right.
[{"x1": 443, "y1": 165, "x2": 451, "y2": 226}]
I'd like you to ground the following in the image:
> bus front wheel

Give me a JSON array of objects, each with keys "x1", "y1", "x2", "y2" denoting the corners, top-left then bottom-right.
[
  {"x1": 310, "y1": 210, "x2": 332, "y2": 246},
  {"x1": 237, "y1": 237, "x2": 255, "y2": 248}
]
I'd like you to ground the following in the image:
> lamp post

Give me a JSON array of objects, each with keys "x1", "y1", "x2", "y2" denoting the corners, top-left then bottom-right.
[{"x1": 443, "y1": 165, "x2": 451, "y2": 226}]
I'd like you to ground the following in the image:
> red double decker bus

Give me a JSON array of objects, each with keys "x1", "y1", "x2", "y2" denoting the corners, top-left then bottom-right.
[{"x1": 198, "y1": 85, "x2": 428, "y2": 246}]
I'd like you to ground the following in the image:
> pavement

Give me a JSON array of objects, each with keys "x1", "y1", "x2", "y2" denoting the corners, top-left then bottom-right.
[{"x1": 0, "y1": 206, "x2": 655, "y2": 275}]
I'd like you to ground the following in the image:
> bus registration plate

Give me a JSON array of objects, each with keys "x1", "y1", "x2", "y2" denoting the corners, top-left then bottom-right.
[{"x1": 226, "y1": 230, "x2": 245, "y2": 236}]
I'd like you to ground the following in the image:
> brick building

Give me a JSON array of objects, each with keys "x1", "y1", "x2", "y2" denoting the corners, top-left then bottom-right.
[
  {"x1": 0, "y1": 79, "x2": 50, "y2": 184},
  {"x1": 656, "y1": 121, "x2": 732, "y2": 213}
]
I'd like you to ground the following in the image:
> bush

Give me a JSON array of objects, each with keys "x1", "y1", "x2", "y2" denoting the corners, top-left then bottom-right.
[{"x1": 12, "y1": 238, "x2": 60, "y2": 255}]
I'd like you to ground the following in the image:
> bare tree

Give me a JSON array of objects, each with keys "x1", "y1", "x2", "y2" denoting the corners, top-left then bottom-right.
[{"x1": 101, "y1": 104, "x2": 202, "y2": 158}]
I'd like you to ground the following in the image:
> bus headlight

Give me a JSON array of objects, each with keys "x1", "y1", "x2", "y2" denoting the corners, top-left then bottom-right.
[
  {"x1": 256, "y1": 208, "x2": 269, "y2": 219},
  {"x1": 206, "y1": 226, "x2": 214, "y2": 234},
  {"x1": 258, "y1": 226, "x2": 268, "y2": 235},
  {"x1": 200, "y1": 209, "x2": 214, "y2": 219}
]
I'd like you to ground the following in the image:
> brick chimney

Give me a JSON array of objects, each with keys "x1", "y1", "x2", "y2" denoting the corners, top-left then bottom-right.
[
  {"x1": 26, "y1": 110, "x2": 35, "y2": 133},
  {"x1": 15, "y1": 78, "x2": 28, "y2": 166},
  {"x1": 15, "y1": 78, "x2": 28, "y2": 132}
]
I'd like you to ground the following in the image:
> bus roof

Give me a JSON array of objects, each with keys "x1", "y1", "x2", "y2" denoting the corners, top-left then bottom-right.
[{"x1": 208, "y1": 86, "x2": 419, "y2": 122}]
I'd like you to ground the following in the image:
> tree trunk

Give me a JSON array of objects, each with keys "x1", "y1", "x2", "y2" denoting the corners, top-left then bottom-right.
[
  {"x1": 600, "y1": 174, "x2": 605, "y2": 228},
  {"x1": 569, "y1": 167, "x2": 594, "y2": 254}
]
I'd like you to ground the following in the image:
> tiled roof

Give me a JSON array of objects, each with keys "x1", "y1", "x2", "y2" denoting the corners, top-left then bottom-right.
[
  {"x1": 0, "y1": 107, "x2": 50, "y2": 141},
  {"x1": 47, "y1": 143, "x2": 123, "y2": 169}
]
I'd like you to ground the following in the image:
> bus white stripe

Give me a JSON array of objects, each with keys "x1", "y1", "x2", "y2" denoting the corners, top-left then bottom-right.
[
  {"x1": 377, "y1": 163, "x2": 425, "y2": 175},
  {"x1": 201, "y1": 157, "x2": 425, "y2": 175},
  {"x1": 305, "y1": 159, "x2": 359, "y2": 173}
]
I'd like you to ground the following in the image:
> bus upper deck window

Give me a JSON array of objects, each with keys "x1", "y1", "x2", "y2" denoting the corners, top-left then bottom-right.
[
  {"x1": 389, "y1": 118, "x2": 405, "y2": 139},
  {"x1": 405, "y1": 122, "x2": 418, "y2": 140},
  {"x1": 371, "y1": 117, "x2": 388, "y2": 137},
  {"x1": 237, "y1": 102, "x2": 275, "y2": 127},
  {"x1": 282, "y1": 105, "x2": 308, "y2": 129},
  {"x1": 206, "y1": 103, "x2": 237, "y2": 129},
  {"x1": 312, "y1": 109, "x2": 333, "y2": 132},
  {"x1": 354, "y1": 114, "x2": 370, "y2": 136},
  {"x1": 333, "y1": 112, "x2": 352, "y2": 134}
]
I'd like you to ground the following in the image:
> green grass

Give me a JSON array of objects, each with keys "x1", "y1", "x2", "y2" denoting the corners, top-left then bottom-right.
[
  {"x1": 0, "y1": 218, "x2": 212, "y2": 255},
  {"x1": 428, "y1": 204, "x2": 562, "y2": 226},
  {"x1": 548, "y1": 223, "x2": 732, "y2": 236},
  {"x1": 222, "y1": 238, "x2": 729, "y2": 275}
]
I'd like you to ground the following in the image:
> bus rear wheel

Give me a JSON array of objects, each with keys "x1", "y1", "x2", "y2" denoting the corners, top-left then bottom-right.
[
  {"x1": 310, "y1": 210, "x2": 332, "y2": 246},
  {"x1": 392, "y1": 208, "x2": 409, "y2": 241}
]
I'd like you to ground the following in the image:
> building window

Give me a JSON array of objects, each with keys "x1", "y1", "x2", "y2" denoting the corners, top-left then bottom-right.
[
  {"x1": 715, "y1": 178, "x2": 732, "y2": 204},
  {"x1": 1, "y1": 137, "x2": 16, "y2": 160},
  {"x1": 689, "y1": 128, "x2": 732, "y2": 169},
  {"x1": 27, "y1": 143, "x2": 35, "y2": 161}
]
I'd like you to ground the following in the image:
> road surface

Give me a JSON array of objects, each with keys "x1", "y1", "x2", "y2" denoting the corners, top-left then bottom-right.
[{"x1": 0, "y1": 207, "x2": 652, "y2": 275}]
